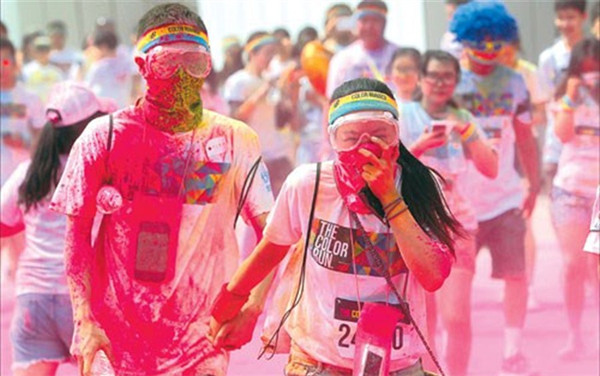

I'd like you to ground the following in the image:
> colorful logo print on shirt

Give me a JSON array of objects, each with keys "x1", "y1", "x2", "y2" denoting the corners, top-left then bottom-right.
[
  {"x1": 458, "y1": 92, "x2": 514, "y2": 117},
  {"x1": 308, "y1": 218, "x2": 407, "y2": 277},
  {"x1": 145, "y1": 153, "x2": 231, "y2": 205}
]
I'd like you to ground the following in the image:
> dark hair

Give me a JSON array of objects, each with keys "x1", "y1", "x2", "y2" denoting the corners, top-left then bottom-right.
[
  {"x1": 555, "y1": 37, "x2": 600, "y2": 99},
  {"x1": 47, "y1": 20, "x2": 67, "y2": 36},
  {"x1": 136, "y1": 3, "x2": 207, "y2": 39},
  {"x1": 413, "y1": 50, "x2": 461, "y2": 109},
  {"x1": 326, "y1": 3, "x2": 353, "y2": 24},
  {"x1": 0, "y1": 37, "x2": 15, "y2": 60},
  {"x1": 445, "y1": 0, "x2": 471, "y2": 6},
  {"x1": 387, "y1": 47, "x2": 421, "y2": 74},
  {"x1": 0, "y1": 20, "x2": 7, "y2": 35},
  {"x1": 554, "y1": 0, "x2": 587, "y2": 14},
  {"x1": 294, "y1": 26, "x2": 319, "y2": 57},
  {"x1": 93, "y1": 29, "x2": 119, "y2": 50},
  {"x1": 421, "y1": 49, "x2": 461, "y2": 82},
  {"x1": 357, "y1": 0, "x2": 388, "y2": 12},
  {"x1": 591, "y1": 1, "x2": 600, "y2": 22},
  {"x1": 18, "y1": 113, "x2": 104, "y2": 212},
  {"x1": 331, "y1": 78, "x2": 463, "y2": 253},
  {"x1": 273, "y1": 28, "x2": 290, "y2": 40}
]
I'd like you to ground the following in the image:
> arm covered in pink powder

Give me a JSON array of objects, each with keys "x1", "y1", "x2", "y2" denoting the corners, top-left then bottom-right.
[{"x1": 65, "y1": 215, "x2": 114, "y2": 375}]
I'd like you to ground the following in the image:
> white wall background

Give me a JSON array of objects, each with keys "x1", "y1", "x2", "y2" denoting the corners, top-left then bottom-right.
[{"x1": 197, "y1": 0, "x2": 426, "y2": 70}]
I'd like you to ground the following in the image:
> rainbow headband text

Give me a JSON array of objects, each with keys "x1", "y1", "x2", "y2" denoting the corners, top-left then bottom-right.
[
  {"x1": 244, "y1": 35, "x2": 277, "y2": 54},
  {"x1": 137, "y1": 24, "x2": 210, "y2": 53},
  {"x1": 329, "y1": 91, "x2": 398, "y2": 125}
]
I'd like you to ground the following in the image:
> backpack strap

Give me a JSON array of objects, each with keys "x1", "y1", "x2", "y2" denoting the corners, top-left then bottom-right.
[{"x1": 259, "y1": 162, "x2": 321, "y2": 359}]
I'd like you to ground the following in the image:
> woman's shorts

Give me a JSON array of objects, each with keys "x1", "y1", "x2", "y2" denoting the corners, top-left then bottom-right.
[{"x1": 10, "y1": 293, "x2": 74, "y2": 370}]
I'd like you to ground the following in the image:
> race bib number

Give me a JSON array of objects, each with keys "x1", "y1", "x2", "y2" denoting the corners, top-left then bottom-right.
[{"x1": 333, "y1": 297, "x2": 409, "y2": 359}]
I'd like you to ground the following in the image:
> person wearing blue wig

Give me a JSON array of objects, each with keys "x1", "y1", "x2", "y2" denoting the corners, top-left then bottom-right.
[{"x1": 450, "y1": 1, "x2": 541, "y2": 375}]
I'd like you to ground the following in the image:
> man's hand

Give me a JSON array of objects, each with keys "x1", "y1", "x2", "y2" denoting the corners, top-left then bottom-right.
[
  {"x1": 522, "y1": 188, "x2": 538, "y2": 218},
  {"x1": 208, "y1": 306, "x2": 262, "y2": 351},
  {"x1": 77, "y1": 320, "x2": 114, "y2": 376}
]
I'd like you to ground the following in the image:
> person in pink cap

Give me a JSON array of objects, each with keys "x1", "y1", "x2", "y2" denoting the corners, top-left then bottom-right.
[
  {"x1": 0, "y1": 81, "x2": 116, "y2": 376},
  {"x1": 50, "y1": 3, "x2": 275, "y2": 376}
]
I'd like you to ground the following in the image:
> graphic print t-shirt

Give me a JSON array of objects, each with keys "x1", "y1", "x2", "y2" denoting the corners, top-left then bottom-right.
[
  {"x1": 50, "y1": 107, "x2": 274, "y2": 375},
  {"x1": 455, "y1": 65, "x2": 532, "y2": 221},
  {"x1": 264, "y1": 162, "x2": 430, "y2": 371},
  {"x1": 553, "y1": 87, "x2": 600, "y2": 198}
]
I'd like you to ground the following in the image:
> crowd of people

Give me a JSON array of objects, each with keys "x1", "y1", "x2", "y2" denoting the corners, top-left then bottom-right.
[{"x1": 0, "y1": 0, "x2": 599, "y2": 376}]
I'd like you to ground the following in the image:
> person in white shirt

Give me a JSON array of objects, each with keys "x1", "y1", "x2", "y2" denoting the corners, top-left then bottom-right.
[
  {"x1": 85, "y1": 30, "x2": 134, "y2": 108},
  {"x1": 1, "y1": 81, "x2": 115, "y2": 376},
  {"x1": 326, "y1": 0, "x2": 398, "y2": 98},
  {"x1": 47, "y1": 20, "x2": 82, "y2": 79},
  {"x1": 538, "y1": 0, "x2": 588, "y2": 190},
  {"x1": 1, "y1": 37, "x2": 45, "y2": 287},
  {"x1": 451, "y1": 2, "x2": 541, "y2": 374},
  {"x1": 551, "y1": 37, "x2": 600, "y2": 360},
  {"x1": 22, "y1": 36, "x2": 64, "y2": 103},
  {"x1": 210, "y1": 77, "x2": 462, "y2": 376},
  {"x1": 224, "y1": 31, "x2": 295, "y2": 196}
]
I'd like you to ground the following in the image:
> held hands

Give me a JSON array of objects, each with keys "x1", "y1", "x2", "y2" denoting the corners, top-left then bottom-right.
[
  {"x1": 76, "y1": 320, "x2": 114, "y2": 376},
  {"x1": 358, "y1": 136, "x2": 400, "y2": 205},
  {"x1": 208, "y1": 306, "x2": 262, "y2": 351},
  {"x1": 208, "y1": 283, "x2": 259, "y2": 351}
]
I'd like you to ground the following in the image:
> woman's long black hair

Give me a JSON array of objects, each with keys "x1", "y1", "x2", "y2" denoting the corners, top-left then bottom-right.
[
  {"x1": 332, "y1": 78, "x2": 464, "y2": 254},
  {"x1": 555, "y1": 37, "x2": 600, "y2": 100},
  {"x1": 18, "y1": 112, "x2": 104, "y2": 212}
]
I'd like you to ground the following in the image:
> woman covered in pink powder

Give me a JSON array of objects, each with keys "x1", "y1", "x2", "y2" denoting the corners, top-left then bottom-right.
[
  {"x1": 210, "y1": 78, "x2": 464, "y2": 376},
  {"x1": 0, "y1": 82, "x2": 115, "y2": 376},
  {"x1": 551, "y1": 37, "x2": 600, "y2": 359},
  {"x1": 50, "y1": 3, "x2": 275, "y2": 376}
]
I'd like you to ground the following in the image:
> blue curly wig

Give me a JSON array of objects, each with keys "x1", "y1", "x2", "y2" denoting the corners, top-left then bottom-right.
[{"x1": 450, "y1": 1, "x2": 518, "y2": 43}]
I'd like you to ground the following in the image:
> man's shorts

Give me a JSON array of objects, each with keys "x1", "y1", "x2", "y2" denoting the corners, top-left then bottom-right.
[
  {"x1": 476, "y1": 208, "x2": 526, "y2": 279},
  {"x1": 10, "y1": 293, "x2": 74, "y2": 370}
]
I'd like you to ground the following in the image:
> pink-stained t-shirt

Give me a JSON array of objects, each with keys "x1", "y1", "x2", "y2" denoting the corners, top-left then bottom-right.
[
  {"x1": 263, "y1": 162, "x2": 432, "y2": 371},
  {"x1": 50, "y1": 107, "x2": 274, "y2": 375}
]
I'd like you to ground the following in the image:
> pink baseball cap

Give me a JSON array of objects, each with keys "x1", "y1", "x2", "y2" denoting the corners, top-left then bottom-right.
[{"x1": 45, "y1": 81, "x2": 118, "y2": 127}]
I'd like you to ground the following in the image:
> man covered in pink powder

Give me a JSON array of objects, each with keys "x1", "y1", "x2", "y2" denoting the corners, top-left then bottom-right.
[{"x1": 50, "y1": 3, "x2": 274, "y2": 375}]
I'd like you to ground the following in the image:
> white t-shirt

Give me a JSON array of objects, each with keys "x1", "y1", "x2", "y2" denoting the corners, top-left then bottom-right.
[
  {"x1": 85, "y1": 56, "x2": 134, "y2": 108},
  {"x1": 0, "y1": 84, "x2": 45, "y2": 186},
  {"x1": 264, "y1": 162, "x2": 429, "y2": 371},
  {"x1": 440, "y1": 31, "x2": 463, "y2": 60},
  {"x1": 553, "y1": 88, "x2": 600, "y2": 198},
  {"x1": 50, "y1": 107, "x2": 274, "y2": 375},
  {"x1": 326, "y1": 40, "x2": 398, "y2": 98},
  {"x1": 223, "y1": 69, "x2": 294, "y2": 161},
  {"x1": 514, "y1": 59, "x2": 544, "y2": 105},
  {"x1": 398, "y1": 102, "x2": 480, "y2": 231},
  {"x1": 22, "y1": 61, "x2": 64, "y2": 103},
  {"x1": 538, "y1": 39, "x2": 570, "y2": 164},
  {"x1": 0, "y1": 159, "x2": 69, "y2": 296},
  {"x1": 455, "y1": 65, "x2": 532, "y2": 221},
  {"x1": 49, "y1": 47, "x2": 84, "y2": 78}
]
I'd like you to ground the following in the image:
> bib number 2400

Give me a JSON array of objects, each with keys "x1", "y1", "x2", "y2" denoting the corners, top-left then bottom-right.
[{"x1": 337, "y1": 323, "x2": 404, "y2": 350}]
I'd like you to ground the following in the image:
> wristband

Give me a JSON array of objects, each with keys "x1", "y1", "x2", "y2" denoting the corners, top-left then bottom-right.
[
  {"x1": 560, "y1": 95, "x2": 576, "y2": 112},
  {"x1": 386, "y1": 202, "x2": 410, "y2": 222},
  {"x1": 459, "y1": 123, "x2": 477, "y2": 142},
  {"x1": 383, "y1": 195, "x2": 404, "y2": 215},
  {"x1": 210, "y1": 283, "x2": 250, "y2": 323}
]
